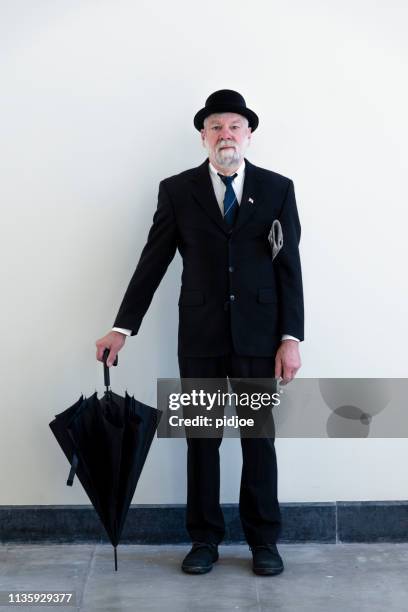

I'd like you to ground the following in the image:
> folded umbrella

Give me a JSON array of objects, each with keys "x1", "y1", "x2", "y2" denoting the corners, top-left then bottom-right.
[
  {"x1": 49, "y1": 349, "x2": 162, "y2": 570},
  {"x1": 268, "y1": 219, "x2": 283, "y2": 261}
]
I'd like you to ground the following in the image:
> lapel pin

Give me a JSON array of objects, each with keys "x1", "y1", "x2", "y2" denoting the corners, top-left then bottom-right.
[{"x1": 248, "y1": 197, "x2": 254, "y2": 204}]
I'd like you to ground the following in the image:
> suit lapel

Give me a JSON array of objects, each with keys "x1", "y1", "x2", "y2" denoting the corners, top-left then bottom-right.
[
  {"x1": 189, "y1": 157, "x2": 262, "y2": 235},
  {"x1": 190, "y1": 159, "x2": 230, "y2": 235},
  {"x1": 233, "y1": 158, "x2": 261, "y2": 234}
]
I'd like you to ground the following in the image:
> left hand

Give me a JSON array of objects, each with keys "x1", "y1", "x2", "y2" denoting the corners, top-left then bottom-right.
[{"x1": 275, "y1": 340, "x2": 301, "y2": 384}]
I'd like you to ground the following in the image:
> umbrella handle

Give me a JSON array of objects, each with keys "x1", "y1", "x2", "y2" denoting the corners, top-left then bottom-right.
[{"x1": 102, "y1": 348, "x2": 118, "y2": 389}]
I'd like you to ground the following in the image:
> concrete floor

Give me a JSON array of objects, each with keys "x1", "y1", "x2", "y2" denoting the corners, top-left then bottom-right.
[{"x1": 0, "y1": 543, "x2": 407, "y2": 611}]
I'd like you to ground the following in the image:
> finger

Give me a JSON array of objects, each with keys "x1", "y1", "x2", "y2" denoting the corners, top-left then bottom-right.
[
  {"x1": 106, "y1": 349, "x2": 116, "y2": 368},
  {"x1": 282, "y1": 365, "x2": 293, "y2": 385},
  {"x1": 96, "y1": 344, "x2": 108, "y2": 362},
  {"x1": 96, "y1": 343, "x2": 110, "y2": 361}
]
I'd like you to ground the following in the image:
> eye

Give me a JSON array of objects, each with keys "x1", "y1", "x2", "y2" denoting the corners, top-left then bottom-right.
[{"x1": 212, "y1": 126, "x2": 221, "y2": 130}]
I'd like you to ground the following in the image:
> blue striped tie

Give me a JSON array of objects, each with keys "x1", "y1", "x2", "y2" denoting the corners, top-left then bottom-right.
[{"x1": 218, "y1": 172, "x2": 238, "y2": 227}]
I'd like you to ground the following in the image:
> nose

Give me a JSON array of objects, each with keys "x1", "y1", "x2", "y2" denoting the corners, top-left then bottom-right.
[{"x1": 218, "y1": 126, "x2": 234, "y2": 140}]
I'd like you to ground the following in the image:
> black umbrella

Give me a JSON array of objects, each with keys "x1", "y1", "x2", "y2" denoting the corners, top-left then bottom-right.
[{"x1": 49, "y1": 349, "x2": 162, "y2": 570}]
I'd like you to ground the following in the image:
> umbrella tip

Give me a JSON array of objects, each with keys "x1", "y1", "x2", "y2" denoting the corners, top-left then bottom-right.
[{"x1": 114, "y1": 546, "x2": 118, "y2": 571}]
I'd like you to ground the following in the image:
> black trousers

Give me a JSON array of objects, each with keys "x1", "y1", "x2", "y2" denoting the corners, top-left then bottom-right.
[{"x1": 178, "y1": 348, "x2": 282, "y2": 547}]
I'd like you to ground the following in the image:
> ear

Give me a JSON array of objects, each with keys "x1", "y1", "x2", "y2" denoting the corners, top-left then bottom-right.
[
  {"x1": 200, "y1": 128, "x2": 206, "y2": 147},
  {"x1": 247, "y1": 126, "x2": 252, "y2": 145}
]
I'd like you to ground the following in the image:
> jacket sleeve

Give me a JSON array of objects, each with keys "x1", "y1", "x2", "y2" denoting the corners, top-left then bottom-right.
[
  {"x1": 112, "y1": 180, "x2": 178, "y2": 335},
  {"x1": 274, "y1": 179, "x2": 304, "y2": 341}
]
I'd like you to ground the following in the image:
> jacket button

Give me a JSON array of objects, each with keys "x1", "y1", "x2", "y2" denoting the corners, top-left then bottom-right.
[
  {"x1": 230, "y1": 294, "x2": 235, "y2": 301},
  {"x1": 229, "y1": 266, "x2": 234, "y2": 273}
]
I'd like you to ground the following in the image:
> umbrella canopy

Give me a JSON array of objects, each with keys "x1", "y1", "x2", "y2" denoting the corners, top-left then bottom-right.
[{"x1": 49, "y1": 349, "x2": 161, "y2": 570}]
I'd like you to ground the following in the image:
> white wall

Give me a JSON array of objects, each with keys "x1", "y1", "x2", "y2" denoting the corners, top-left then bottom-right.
[{"x1": 1, "y1": 0, "x2": 407, "y2": 505}]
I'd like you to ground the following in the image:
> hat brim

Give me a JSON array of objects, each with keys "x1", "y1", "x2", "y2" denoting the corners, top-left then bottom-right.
[{"x1": 194, "y1": 104, "x2": 259, "y2": 131}]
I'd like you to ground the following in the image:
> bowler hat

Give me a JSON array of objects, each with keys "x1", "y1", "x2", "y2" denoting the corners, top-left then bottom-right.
[{"x1": 194, "y1": 89, "x2": 259, "y2": 132}]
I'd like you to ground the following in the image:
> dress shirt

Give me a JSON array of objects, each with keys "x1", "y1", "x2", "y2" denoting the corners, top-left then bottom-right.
[
  {"x1": 208, "y1": 159, "x2": 246, "y2": 212},
  {"x1": 112, "y1": 159, "x2": 299, "y2": 342}
]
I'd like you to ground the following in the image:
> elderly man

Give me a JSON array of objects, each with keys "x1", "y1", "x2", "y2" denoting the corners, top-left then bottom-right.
[{"x1": 96, "y1": 89, "x2": 304, "y2": 576}]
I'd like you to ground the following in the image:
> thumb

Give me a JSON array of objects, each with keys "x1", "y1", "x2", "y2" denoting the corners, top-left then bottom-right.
[{"x1": 275, "y1": 355, "x2": 282, "y2": 379}]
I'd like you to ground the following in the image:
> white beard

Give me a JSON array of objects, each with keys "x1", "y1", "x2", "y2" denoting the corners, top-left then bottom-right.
[{"x1": 215, "y1": 147, "x2": 240, "y2": 168}]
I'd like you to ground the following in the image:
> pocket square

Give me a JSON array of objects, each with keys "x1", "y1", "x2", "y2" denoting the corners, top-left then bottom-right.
[{"x1": 268, "y1": 220, "x2": 283, "y2": 260}]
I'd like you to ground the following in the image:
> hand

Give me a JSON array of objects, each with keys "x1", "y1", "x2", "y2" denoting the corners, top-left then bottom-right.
[
  {"x1": 275, "y1": 339, "x2": 301, "y2": 385},
  {"x1": 95, "y1": 331, "x2": 126, "y2": 367}
]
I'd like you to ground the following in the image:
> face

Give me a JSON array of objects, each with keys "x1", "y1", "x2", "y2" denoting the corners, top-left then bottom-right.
[{"x1": 201, "y1": 112, "x2": 252, "y2": 172}]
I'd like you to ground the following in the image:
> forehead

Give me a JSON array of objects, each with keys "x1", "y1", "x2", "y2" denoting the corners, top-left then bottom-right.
[{"x1": 205, "y1": 112, "x2": 246, "y2": 125}]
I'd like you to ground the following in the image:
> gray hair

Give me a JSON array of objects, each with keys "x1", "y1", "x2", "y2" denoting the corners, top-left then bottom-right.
[{"x1": 203, "y1": 113, "x2": 249, "y2": 129}]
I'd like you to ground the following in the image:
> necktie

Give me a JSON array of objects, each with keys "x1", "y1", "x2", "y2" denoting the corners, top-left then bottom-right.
[{"x1": 218, "y1": 172, "x2": 238, "y2": 227}]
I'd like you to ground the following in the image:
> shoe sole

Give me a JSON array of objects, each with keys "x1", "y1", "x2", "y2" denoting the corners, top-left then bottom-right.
[
  {"x1": 182, "y1": 564, "x2": 213, "y2": 574},
  {"x1": 253, "y1": 565, "x2": 284, "y2": 576},
  {"x1": 181, "y1": 556, "x2": 218, "y2": 574}
]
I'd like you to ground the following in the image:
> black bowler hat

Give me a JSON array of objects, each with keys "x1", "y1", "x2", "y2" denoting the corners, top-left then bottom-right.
[{"x1": 193, "y1": 89, "x2": 259, "y2": 132}]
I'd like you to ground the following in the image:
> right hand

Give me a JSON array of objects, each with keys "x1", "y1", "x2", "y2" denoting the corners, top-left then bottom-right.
[{"x1": 95, "y1": 331, "x2": 127, "y2": 367}]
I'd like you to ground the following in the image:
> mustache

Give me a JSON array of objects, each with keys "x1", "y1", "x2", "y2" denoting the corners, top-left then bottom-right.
[{"x1": 216, "y1": 140, "x2": 237, "y2": 150}]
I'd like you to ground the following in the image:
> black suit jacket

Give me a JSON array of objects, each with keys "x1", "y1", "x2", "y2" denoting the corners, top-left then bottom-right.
[{"x1": 113, "y1": 157, "x2": 304, "y2": 357}]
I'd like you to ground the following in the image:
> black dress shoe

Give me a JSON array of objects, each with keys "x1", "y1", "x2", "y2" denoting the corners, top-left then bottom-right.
[
  {"x1": 250, "y1": 543, "x2": 284, "y2": 576},
  {"x1": 181, "y1": 542, "x2": 219, "y2": 574}
]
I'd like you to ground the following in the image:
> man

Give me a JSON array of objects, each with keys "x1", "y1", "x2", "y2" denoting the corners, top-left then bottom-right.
[{"x1": 95, "y1": 89, "x2": 304, "y2": 576}]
